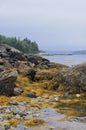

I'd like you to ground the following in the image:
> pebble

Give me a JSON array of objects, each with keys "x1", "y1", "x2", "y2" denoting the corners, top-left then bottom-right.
[
  {"x1": 54, "y1": 97, "x2": 60, "y2": 102},
  {"x1": 5, "y1": 109, "x2": 11, "y2": 113},
  {"x1": 15, "y1": 114, "x2": 21, "y2": 119},
  {"x1": 0, "y1": 126, "x2": 5, "y2": 130},
  {"x1": 76, "y1": 94, "x2": 81, "y2": 97},
  {"x1": 0, "y1": 95, "x2": 62, "y2": 129},
  {"x1": 49, "y1": 126, "x2": 55, "y2": 130},
  {"x1": 24, "y1": 115, "x2": 33, "y2": 120}
]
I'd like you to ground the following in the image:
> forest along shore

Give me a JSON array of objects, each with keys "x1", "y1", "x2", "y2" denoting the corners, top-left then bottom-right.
[{"x1": 0, "y1": 44, "x2": 86, "y2": 130}]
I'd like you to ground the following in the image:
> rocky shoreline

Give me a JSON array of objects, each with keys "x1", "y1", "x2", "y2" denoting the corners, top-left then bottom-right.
[
  {"x1": 0, "y1": 95, "x2": 61, "y2": 130},
  {"x1": 0, "y1": 44, "x2": 86, "y2": 130}
]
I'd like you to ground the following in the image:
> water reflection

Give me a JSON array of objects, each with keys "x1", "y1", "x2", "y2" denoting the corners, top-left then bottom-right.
[{"x1": 54, "y1": 94, "x2": 86, "y2": 117}]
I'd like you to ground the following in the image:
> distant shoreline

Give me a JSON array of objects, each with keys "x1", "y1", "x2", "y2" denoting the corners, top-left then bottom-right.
[
  {"x1": 38, "y1": 53, "x2": 72, "y2": 56},
  {"x1": 39, "y1": 53, "x2": 86, "y2": 67}
]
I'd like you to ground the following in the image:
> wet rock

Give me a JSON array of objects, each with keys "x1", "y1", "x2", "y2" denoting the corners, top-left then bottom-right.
[
  {"x1": 5, "y1": 109, "x2": 11, "y2": 114},
  {"x1": 26, "y1": 68, "x2": 36, "y2": 81},
  {"x1": 0, "y1": 60, "x2": 12, "y2": 73},
  {"x1": 18, "y1": 61, "x2": 30, "y2": 75},
  {"x1": 27, "y1": 92, "x2": 37, "y2": 98},
  {"x1": 0, "y1": 52, "x2": 9, "y2": 58},
  {"x1": 14, "y1": 87, "x2": 24, "y2": 96},
  {"x1": 18, "y1": 102, "x2": 27, "y2": 106},
  {"x1": 48, "y1": 63, "x2": 86, "y2": 93},
  {"x1": 5, "y1": 124, "x2": 11, "y2": 130},
  {"x1": 0, "y1": 70, "x2": 18, "y2": 96},
  {"x1": 0, "y1": 126, "x2": 5, "y2": 130},
  {"x1": 0, "y1": 59, "x2": 4, "y2": 65},
  {"x1": 15, "y1": 114, "x2": 21, "y2": 120},
  {"x1": 24, "y1": 115, "x2": 33, "y2": 120},
  {"x1": 18, "y1": 61, "x2": 36, "y2": 80},
  {"x1": 11, "y1": 107, "x2": 20, "y2": 115},
  {"x1": 9, "y1": 101, "x2": 19, "y2": 105},
  {"x1": 9, "y1": 51, "x2": 25, "y2": 61},
  {"x1": 0, "y1": 114, "x2": 5, "y2": 121},
  {"x1": 49, "y1": 126, "x2": 55, "y2": 130},
  {"x1": 25, "y1": 54, "x2": 49, "y2": 65},
  {"x1": 35, "y1": 71, "x2": 53, "y2": 81}
]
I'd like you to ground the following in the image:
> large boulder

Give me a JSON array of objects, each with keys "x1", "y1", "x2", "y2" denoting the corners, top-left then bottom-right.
[
  {"x1": 0, "y1": 44, "x2": 26, "y2": 62},
  {"x1": 9, "y1": 51, "x2": 25, "y2": 61},
  {"x1": 0, "y1": 44, "x2": 21, "y2": 53},
  {"x1": 0, "y1": 70, "x2": 18, "y2": 96},
  {"x1": 25, "y1": 54, "x2": 49, "y2": 65},
  {"x1": 48, "y1": 63, "x2": 86, "y2": 94}
]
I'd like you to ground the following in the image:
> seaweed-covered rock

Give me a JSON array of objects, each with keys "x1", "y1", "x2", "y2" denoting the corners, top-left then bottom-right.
[
  {"x1": 18, "y1": 61, "x2": 31, "y2": 75},
  {"x1": 48, "y1": 63, "x2": 86, "y2": 93},
  {"x1": 0, "y1": 70, "x2": 18, "y2": 96},
  {"x1": 25, "y1": 54, "x2": 49, "y2": 65}
]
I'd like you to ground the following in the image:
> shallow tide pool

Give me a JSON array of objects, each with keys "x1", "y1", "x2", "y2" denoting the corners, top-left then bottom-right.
[{"x1": 16, "y1": 106, "x2": 86, "y2": 130}]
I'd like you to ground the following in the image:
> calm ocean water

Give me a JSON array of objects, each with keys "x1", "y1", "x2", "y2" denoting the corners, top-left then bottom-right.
[{"x1": 42, "y1": 54, "x2": 86, "y2": 66}]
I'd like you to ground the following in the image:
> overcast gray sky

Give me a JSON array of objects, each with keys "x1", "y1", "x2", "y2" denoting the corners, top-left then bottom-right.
[{"x1": 0, "y1": 0, "x2": 86, "y2": 51}]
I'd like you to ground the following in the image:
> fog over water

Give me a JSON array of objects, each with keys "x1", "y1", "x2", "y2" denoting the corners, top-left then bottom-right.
[{"x1": 0, "y1": 0, "x2": 86, "y2": 51}]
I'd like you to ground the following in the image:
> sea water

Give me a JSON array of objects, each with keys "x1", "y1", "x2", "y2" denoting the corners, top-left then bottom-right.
[{"x1": 42, "y1": 54, "x2": 86, "y2": 66}]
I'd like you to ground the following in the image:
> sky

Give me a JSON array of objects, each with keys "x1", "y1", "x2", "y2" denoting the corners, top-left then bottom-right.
[{"x1": 0, "y1": 0, "x2": 86, "y2": 51}]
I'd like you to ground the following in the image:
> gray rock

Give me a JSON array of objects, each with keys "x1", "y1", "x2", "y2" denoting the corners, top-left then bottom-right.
[
  {"x1": 24, "y1": 115, "x2": 33, "y2": 120},
  {"x1": 5, "y1": 125, "x2": 11, "y2": 130},
  {"x1": 0, "y1": 70, "x2": 18, "y2": 96},
  {"x1": 27, "y1": 92, "x2": 37, "y2": 98},
  {"x1": 14, "y1": 87, "x2": 24, "y2": 96},
  {"x1": 48, "y1": 63, "x2": 86, "y2": 94},
  {"x1": 0, "y1": 44, "x2": 21, "y2": 53},
  {"x1": 9, "y1": 101, "x2": 19, "y2": 105},
  {"x1": 0, "y1": 126, "x2": 5, "y2": 130},
  {"x1": 11, "y1": 107, "x2": 20, "y2": 115}
]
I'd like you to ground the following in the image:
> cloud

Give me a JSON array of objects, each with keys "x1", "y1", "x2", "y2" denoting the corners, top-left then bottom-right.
[{"x1": 0, "y1": 0, "x2": 86, "y2": 51}]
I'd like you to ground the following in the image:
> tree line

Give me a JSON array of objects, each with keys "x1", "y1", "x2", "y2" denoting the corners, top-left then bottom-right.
[{"x1": 0, "y1": 34, "x2": 39, "y2": 53}]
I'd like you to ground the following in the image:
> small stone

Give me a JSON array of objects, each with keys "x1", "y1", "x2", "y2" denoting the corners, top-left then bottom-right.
[
  {"x1": 49, "y1": 126, "x2": 55, "y2": 130},
  {"x1": 15, "y1": 114, "x2": 21, "y2": 119},
  {"x1": 27, "y1": 92, "x2": 37, "y2": 98},
  {"x1": 9, "y1": 101, "x2": 19, "y2": 105},
  {"x1": 35, "y1": 113, "x2": 40, "y2": 117},
  {"x1": 20, "y1": 113, "x2": 27, "y2": 117},
  {"x1": 11, "y1": 107, "x2": 20, "y2": 115},
  {"x1": 0, "y1": 106, "x2": 3, "y2": 110},
  {"x1": 5, "y1": 109, "x2": 11, "y2": 113},
  {"x1": 24, "y1": 115, "x2": 33, "y2": 120},
  {"x1": 10, "y1": 126, "x2": 17, "y2": 130},
  {"x1": 76, "y1": 94, "x2": 80, "y2": 97},
  {"x1": 0, "y1": 126, "x2": 5, "y2": 130},
  {"x1": 27, "y1": 111, "x2": 32, "y2": 114},
  {"x1": 0, "y1": 120, "x2": 9, "y2": 127},
  {"x1": 14, "y1": 87, "x2": 24, "y2": 96},
  {"x1": 5, "y1": 125, "x2": 11, "y2": 130},
  {"x1": 54, "y1": 97, "x2": 60, "y2": 102}
]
